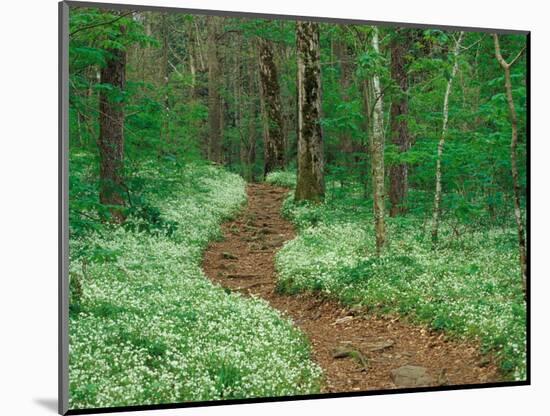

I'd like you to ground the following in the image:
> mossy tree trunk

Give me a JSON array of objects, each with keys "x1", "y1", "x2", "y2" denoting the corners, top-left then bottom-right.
[
  {"x1": 295, "y1": 21, "x2": 324, "y2": 203},
  {"x1": 98, "y1": 45, "x2": 127, "y2": 223},
  {"x1": 258, "y1": 38, "x2": 285, "y2": 177}
]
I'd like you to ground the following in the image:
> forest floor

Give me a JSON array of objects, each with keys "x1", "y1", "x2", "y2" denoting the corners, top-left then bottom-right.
[{"x1": 203, "y1": 182, "x2": 502, "y2": 392}]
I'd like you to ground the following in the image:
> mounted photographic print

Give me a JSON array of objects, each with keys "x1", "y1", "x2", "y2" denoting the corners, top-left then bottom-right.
[{"x1": 59, "y1": 1, "x2": 530, "y2": 414}]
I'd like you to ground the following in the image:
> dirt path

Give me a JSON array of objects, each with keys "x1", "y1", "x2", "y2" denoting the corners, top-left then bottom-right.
[{"x1": 203, "y1": 183, "x2": 502, "y2": 392}]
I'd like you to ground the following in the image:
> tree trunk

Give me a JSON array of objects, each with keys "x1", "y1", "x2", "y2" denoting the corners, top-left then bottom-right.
[
  {"x1": 370, "y1": 27, "x2": 386, "y2": 255},
  {"x1": 258, "y1": 38, "x2": 285, "y2": 177},
  {"x1": 295, "y1": 21, "x2": 324, "y2": 203},
  {"x1": 360, "y1": 78, "x2": 372, "y2": 199},
  {"x1": 186, "y1": 18, "x2": 198, "y2": 99},
  {"x1": 493, "y1": 34, "x2": 527, "y2": 293},
  {"x1": 231, "y1": 38, "x2": 246, "y2": 172},
  {"x1": 98, "y1": 46, "x2": 127, "y2": 223},
  {"x1": 389, "y1": 30, "x2": 411, "y2": 217},
  {"x1": 242, "y1": 55, "x2": 257, "y2": 182},
  {"x1": 161, "y1": 13, "x2": 170, "y2": 144},
  {"x1": 334, "y1": 39, "x2": 354, "y2": 160},
  {"x1": 431, "y1": 31, "x2": 464, "y2": 246},
  {"x1": 194, "y1": 20, "x2": 206, "y2": 72},
  {"x1": 207, "y1": 16, "x2": 223, "y2": 164}
]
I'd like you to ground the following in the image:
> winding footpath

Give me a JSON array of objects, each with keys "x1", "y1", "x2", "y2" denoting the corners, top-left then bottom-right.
[{"x1": 203, "y1": 182, "x2": 502, "y2": 392}]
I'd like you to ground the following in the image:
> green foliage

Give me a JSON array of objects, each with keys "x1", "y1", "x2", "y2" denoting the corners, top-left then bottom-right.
[
  {"x1": 265, "y1": 170, "x2": 297, "y2": 188},
  {"x1": 69, "y1": 8, "x2": 156, "y2": 50},
  {"x1": 69, "y1": 164, "x2": 321, "y2": 409},
  {"x1": 67, "y1": 6, "x2": 527, "y2": 404},
  {"x1": 276, "y1": 189, "x2": 526, "y2": 381}
]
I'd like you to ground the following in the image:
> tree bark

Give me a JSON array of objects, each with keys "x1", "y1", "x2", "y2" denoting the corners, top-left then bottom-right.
[
  {"x1": 295, "y1": 21, "x2": 325, "y2": 203},
  {"x1": 389, "y1": 30, "x2": 411, "y2": 217},
  {"x1": 359, "y1": 78, "x2": 372, "y2": 199},
  {"x1": 98, "y1": 46, "x2": 127, "y2": 223},
  {"x1": 370, "y1": 27, "x2": 386, "y2": 255},
  {"x1": 207, "y1": 16, "x2": 223, "y2": 164},
  {"x1": 258, "y1": 38, "x2": 285, "y2": 177},
  {"x1": 493, "y1": 34, "x2": 527, "y2": 293},
  {"x1": 431, "y1": 31, "x2": 464, "y2": 246}
]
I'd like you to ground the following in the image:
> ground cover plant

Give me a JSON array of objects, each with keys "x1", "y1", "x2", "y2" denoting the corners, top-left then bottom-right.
[
  {"x1": 268, "y1": 176, "x2": 526, "y2": 380},
  {"x1": 66, "y1": 4, "x2": 527, "y2": 410},
  {"x1": 69, "y1": 161, "x2": 321, "y2": 409}
]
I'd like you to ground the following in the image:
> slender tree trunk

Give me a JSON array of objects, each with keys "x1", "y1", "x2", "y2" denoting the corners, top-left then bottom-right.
[
  {"x1": 295, "y1": 21, "x2": 324, "y2": 203},
  {"x1": 141, "y1": 18, "x2": 152, "y2": 81},
  {"x1": 258, "y1": 38, "x2": 285, "y2": 177},
  {"x1": 247, "y1": 118, "x2": 257, "y2": 181},
  {"x1": 494, "y1": 34, "x2": 527, "y2": 293},
  {"x1": 389, "y1": 30, "x2": 411, "y2": 217},
  {"x1": 189, "y1": 49, "x2": 196, "y2": 98},
  {"x1": 194, "y1": 20, "x2": 206, "y2": 72},
  {"x1": 280, "y1": 44, "x2": 293, "y2": 166},
  {"x1": 244, "y1": 55, "x2": 257, "y2": 182},
  {"x1": 161, "y1": 13, "x2": 170, "y2": 144},
  {"x1": 234, "y1": 39, "x2": 242, "y2": 174},
  {"x1": 241, "y1": 87, "x2": 257, "y2": 183},
  {"x1": 334, "y1": 39, "x2": 354, "y2": 164},
  {"x1": 370, "y1": 27, "x2": 386, "y2": 255},
  {"x1": 207, "y1": 16, "x2": 222, "y2": 163},
  {"x1": 76, "y1": 110, "x2": 84, "y2": 146},
  {"x1": 98, "y1": 45, "x2": 127, "y2": 223},
  {"x1": 187, "y1": 20, "x2": 197, "y2": 99},
  {"x1": 431, "y1": 31, "x2": 464, "y2": 246},
  {"x1": 360, "y1": 78, "x2": 372, "y2": 199}
]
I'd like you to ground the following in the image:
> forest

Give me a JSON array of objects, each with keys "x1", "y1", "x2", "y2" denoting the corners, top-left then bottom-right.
[{"x1": 67, "y1": 6, "x2": 527, "y2": 410}]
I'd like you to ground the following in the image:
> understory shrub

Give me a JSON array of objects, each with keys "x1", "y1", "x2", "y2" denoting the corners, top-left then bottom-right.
[
  {"x1": 69, "y1": 164, "x2": 321, "y2": 409},
  {"x1": 276, "y1": 190, "x2": 526, "y2": 380}
]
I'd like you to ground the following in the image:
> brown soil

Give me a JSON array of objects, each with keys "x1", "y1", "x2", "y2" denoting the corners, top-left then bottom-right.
[{"x1": 202, "y1": 182, "x2": 502, "y2": 393}]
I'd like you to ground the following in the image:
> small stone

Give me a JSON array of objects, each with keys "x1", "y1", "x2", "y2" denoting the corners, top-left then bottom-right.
[
  {"x1": 221, "y1": 252, "x2": 238, "y2": 260},
  {"x1": 347, "y1": 305, "x2": 365, "y2": 316},
  {"x1": 390, "y1": 365, "x2": 433, "y2": 388},
  {"x1": 332, "y1": 316, "x2": 354, "y2": 325},
  {"x1": 332, "y1": 346, "x2": 353, "y2": 358},
  {"x1": 478, "y1": 357, "x2": 491, "y2": 368}
]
